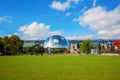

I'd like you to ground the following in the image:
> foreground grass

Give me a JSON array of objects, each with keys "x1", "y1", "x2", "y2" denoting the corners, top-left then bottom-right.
[{"x1": 0, "y1": 55, "x2": 120, "y2": 80}]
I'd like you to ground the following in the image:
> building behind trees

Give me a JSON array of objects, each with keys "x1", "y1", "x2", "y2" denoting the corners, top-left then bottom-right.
[{"x1": 0, "y1": 35, "x2": 120, "y2": 55}]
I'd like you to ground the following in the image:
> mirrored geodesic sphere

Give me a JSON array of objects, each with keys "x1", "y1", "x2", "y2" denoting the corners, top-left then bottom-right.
[{"x1": 44, "y1": 35, "x2": 69, "y2": 48}]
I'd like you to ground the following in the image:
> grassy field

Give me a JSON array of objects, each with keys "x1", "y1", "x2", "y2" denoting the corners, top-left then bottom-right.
[{"x1": 0, "y1": 55, "x2": 120, "y2": 80}]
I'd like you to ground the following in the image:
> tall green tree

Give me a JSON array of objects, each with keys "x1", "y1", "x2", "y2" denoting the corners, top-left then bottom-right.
[
  {"x1": 80, "y1": 39, "x2": 92, "y2": 54},
  {"x1": 2, "y1": 35, "x2": 23, "y2": 55},
  {"x1": 9, "y1": 35, "x2": 23, "y2": 54},
  {"x1": 27, "y1": 46, "x2": 36, "y2": 55},
  {"x1": 0, "y1": 37, "x2": 4, "y2": 54},
  {"x1": 3, "y1": 36, "x2": 11, "y2": 55},
  {"x1": 35, "y1": 46, "x2": 44, "y2": 54}
]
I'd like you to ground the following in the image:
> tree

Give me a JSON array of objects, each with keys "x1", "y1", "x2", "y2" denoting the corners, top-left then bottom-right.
[
  {"x1": 80, "y1": 39, "x2": 92, "y2": 54},
  {"x1": 3, "y1": 36, "x2": 11, "y2": 55},
  {"x1": 0, "y1": 37, "x2": 4, "y2": 54},
  {"x1": 2, "y1": 35, "x2": 23, "y2": 55},
  {"x1": 35, "y1": 46, "x2": 44, "y2": 55},
  {"x1": 9, "y1": 35, "x2": 23, "y2": 54},
  {"x1": 28, "y1": 46, "x2": 36, "y2": 55}
]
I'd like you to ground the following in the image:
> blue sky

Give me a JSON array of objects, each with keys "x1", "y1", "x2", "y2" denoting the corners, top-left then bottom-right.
[{"x1": 0, "y1": 0, "x2": 120, "y2": 40}]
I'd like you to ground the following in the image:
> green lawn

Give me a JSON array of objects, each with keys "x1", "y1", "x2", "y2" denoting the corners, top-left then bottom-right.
[{"x1": 0, "y1": 55, "x2": 120, "y2": 80}]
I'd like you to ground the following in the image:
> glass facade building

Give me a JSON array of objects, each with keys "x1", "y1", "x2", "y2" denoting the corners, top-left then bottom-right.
[
  {"x1": 23, "y1": 35, "x2": 119, "y2": 53},
  {"x1": 23, "y1": 38, "x2": 116, "y2": 48},
  {"x1": 44, "y1": 35, "x2": 69, "y2": 48}
]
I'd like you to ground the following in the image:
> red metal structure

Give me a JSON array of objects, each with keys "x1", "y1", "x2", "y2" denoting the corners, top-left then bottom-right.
[
  {"x1": 113, "y1": 40, "x2": 120, "y2": 46},
  {"x1": 113, "y1": 40, "x2": 120, "y2": 53}
]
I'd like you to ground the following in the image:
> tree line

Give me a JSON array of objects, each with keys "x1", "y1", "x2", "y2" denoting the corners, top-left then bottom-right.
[
  {"x1": 0, "y1": 35, "x2": 93, "y2": 55},
  {"x1": 0, "y1": 35, "x2": 23, "y2": 55},
  {"x1": 0, "y1": 35, "x2": 45, "y2": 55},
  {"x1": 25, "y1": 45, "x2": 44, "y2": 55}
]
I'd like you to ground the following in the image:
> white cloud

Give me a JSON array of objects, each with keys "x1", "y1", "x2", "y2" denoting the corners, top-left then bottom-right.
[
  {"x1": 0, "y1": 16, "x2": 12, "y2": 23},
  {"x1": 50, "y1": 1, "x2": 70, "y2": 11},
  {"x1": 66, "y1": 35, "x2": 94, "y2": 40},
  {"x1": 18, "y1": 22, "x2": 50, "y2": 39},
  {"x1": 72, "y1": 18, "x2": 79, "y2": 22},
  {"x1": 14, "y1": 33, "x2": 18, "y2": 35},
  {"x1": 50, "y1": 0, "x2": 79, "y2": 11},
  {"x1": 68, "y1": 0, "x2": 79, "y2": 4},
  {"x1": 65, "y1": 12, "x2": 72, "y2": 16},
  {"x1": 49, "y1": 30, "x2": 62, "y2": 36},
  {"x1": 93, "y1": 0, "x2": 97, "y2": 7},
  {"x1": 76, "y1": 5, "x2": 120, "y2": 39},
  {"x1": 7, "y1": 34, "x2": 12, "y2": 37},
  {"x1": 18, "y1": 22, "x2": 63, "y2": 40},
  {"x1": 81, "y1": 6, "x2": 87, "y2": 12}
]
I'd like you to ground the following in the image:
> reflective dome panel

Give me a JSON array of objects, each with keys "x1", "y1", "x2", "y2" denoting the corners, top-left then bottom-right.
[{"x1": 44, "y1": 35, "x2": 69, "y2": 48}]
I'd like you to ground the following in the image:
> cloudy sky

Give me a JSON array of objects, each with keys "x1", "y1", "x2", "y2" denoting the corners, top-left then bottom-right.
[{"x1": 0, "y1": 0, "x2": 120, "y2": 40}]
